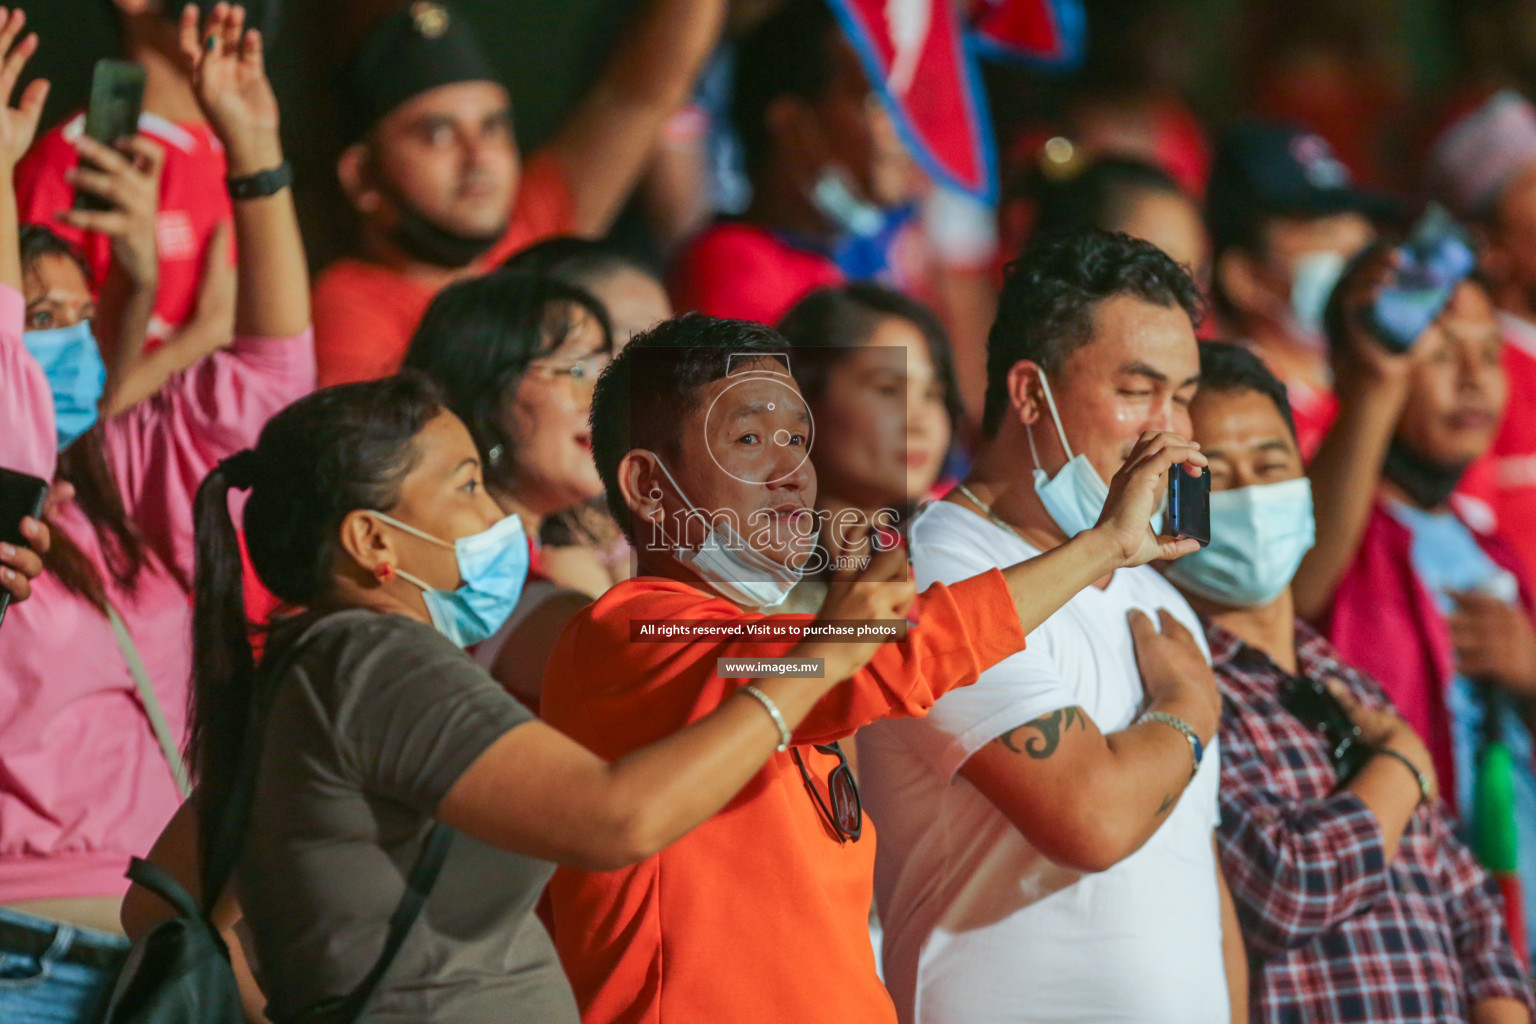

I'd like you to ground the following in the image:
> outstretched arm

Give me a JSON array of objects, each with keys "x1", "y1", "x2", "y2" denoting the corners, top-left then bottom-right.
[
  {"x1": 0, "y1": 9, "x2": 46, "y2": 295},
  {"x1": 177, "y1": 2, "x2": 309, "y2": 339},
  {"x1": 546, "y1": 0, "x2": 727, "y2": 235}
]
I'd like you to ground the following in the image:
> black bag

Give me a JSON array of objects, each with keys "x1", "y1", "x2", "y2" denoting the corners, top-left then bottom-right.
[{"x1": 101, "y1": 623, "x2": 455, "y2": 1024}]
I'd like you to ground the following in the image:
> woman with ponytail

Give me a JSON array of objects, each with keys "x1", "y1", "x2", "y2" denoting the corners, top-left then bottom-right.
[
  {"x1": 120, "y1": 367, "x2": 914, "y2": 1020},
  {"x1": 0, "y1": 6, "x2": 311, "y2": 1018}
]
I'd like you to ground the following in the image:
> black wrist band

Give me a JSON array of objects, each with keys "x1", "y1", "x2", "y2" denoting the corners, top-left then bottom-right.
[
  {"x1": 226, "y1": 161, "x2": 292, "y2": 201},
  {"x1": 1375, "y1": 747, "x2": 1431, "y2": 805}
]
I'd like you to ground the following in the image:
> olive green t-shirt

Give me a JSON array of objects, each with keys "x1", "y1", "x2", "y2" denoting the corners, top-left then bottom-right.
[{"x1": 238, "y1": 610, "x2": 579, "y2": 1023}]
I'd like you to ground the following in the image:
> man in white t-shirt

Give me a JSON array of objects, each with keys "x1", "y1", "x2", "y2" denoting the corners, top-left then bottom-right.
[{"x1": 860, "y1": 228, "x2": 1244, "y2": 1024}]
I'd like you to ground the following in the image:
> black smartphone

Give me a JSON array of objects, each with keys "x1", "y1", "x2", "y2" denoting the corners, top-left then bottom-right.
[
  {"x1": 1368, "y1": 202, "x2": 1477, "y2": 353},
  {"x1": 0, "y1": 467, "x2": 48, "y2": 629},
  {"x1": 74, "y1": 60, "x2": 146, "y2": 213},
  {"x1": 1166, "y1": 465, "x2": 1210, "y2": 547}
]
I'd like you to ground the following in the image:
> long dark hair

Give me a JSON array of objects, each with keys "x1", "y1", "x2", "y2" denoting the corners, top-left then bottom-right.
[
  {"x1": 778, "y1": 283, "x2": 965, "y2": 437},
  {"x1": 21, "y1": 225, "x2": 161, "y2": 607},
  {"x1": 189, "y1": 373, "x2": 445, "y2": 863},
  {"x1": 402, "y1": 269, "x2": 611, "y2": 492}
]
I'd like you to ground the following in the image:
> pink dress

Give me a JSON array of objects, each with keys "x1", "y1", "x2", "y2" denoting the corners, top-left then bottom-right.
[{"x1": 0, "y1": 283, "x2": 314, "y2": 901}]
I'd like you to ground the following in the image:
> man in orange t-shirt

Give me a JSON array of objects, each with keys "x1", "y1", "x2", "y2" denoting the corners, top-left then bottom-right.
[
  {"x1": 540, "y1": 313, "x2": 1207, "y2": 1024},
  {"x1": 312, "y1": 0, "x2": 727, "y2": 386}
]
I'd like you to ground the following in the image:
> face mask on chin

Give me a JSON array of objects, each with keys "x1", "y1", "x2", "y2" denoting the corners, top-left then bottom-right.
[
  {"x1": 380, "y1": 180, "x2": 505, "y2": 269},
  {"x1": 1026, "y1": 370, "x2": 1164, "y2": 539},
  {"x1": 646, "y1": 454, "x2": 817, "y2": 609},
  {"x1": 810, "y1": 166, "x2": 885, "y2": 240}
]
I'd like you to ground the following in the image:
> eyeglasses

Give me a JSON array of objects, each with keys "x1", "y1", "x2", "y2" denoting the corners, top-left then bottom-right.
[
  {"x1": 791, "y1": 741, "x2": 862, "y2": 843},
  {"x1": 527, "y1": 354, "x2": 609, "y2": 385},
  {"x1": 1279, "y1": 673, "x2": 1374, "y2": 783}
]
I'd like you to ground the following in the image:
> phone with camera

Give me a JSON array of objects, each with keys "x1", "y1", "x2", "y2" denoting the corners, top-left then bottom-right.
[
  {"x1": 74, "y1": 59, "x2": 146, "y2": 213},
  {"x1": 1166, "y1": 465, "x2": 1210, "y2": 547},
  {"x1": 0, "y1": 467, "x2": 48, "y2": 629},
  {"x1": 1367, "y1": 202, "x2": 1477, "y2": 353}
]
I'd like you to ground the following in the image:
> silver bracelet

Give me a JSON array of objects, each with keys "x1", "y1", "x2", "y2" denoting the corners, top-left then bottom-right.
[
  {"x1": 1137, "y1": 710, "x2": 1204, "y2": 781},
  {"x1": 740, "y1": 684, "x2": 791, "y2": 752}
]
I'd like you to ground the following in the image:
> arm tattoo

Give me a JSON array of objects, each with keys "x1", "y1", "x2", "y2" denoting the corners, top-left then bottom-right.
[
  {"x1": 1156, "y1": 793, "x2": 1175, "y2": 816},
  {"x1": 997, "y1": 706, "x2": 1086, "y2": 759}
]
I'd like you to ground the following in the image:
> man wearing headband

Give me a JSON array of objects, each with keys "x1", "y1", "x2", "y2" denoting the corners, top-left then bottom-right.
[
  {"x1": 1426, "y1": 91, "x2": 1536, "y2": 581},
  {"x1": 312, "y1": 0, "x2": 724, "y2": 386}
]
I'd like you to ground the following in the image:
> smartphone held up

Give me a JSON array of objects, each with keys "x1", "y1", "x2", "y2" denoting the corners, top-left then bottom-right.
[
  {"x1": 74, "y1": 59, "x2": 146, "y2": 213},
  {"x1": 1166, "y1": 464, "x2": 1210, "y2": 548}
]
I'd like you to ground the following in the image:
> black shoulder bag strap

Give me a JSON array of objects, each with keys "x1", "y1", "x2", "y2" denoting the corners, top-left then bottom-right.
[{"x1": 199, "y1": 617, "x2": 457, "y2": 1024}]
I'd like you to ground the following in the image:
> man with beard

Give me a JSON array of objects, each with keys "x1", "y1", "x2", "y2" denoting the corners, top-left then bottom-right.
[
  {"x1": 312, "y1": 0, "x2": 723, "y2": 386},
  {"x1": 1294, "y1": 254, "x2": 1536, "y2": 971}
]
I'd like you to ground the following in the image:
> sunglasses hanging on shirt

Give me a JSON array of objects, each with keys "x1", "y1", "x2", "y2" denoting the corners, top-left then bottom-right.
[
  {"x1": 791, "y1": 741, "x2": 862, "y2": 843},
  {"x1": 1279, "y1": 673, "x2": 1376, "y2": 784}
]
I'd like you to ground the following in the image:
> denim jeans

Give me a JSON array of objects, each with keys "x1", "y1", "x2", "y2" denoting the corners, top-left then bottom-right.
[{"x1": 0, "y1": 907, "x2": 129, "y2": 1024}]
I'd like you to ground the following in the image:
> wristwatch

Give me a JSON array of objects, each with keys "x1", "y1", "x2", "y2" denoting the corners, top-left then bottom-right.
[
  {"x1": 1138, "y1": 711, "x2": 1204, "y2": 780},
  {"x1": 227, "y1": 161, "x2": 292, "y2": 201},
  {"x1": 1374, "y1": 747, "x2": 1432, "y2": 805}
]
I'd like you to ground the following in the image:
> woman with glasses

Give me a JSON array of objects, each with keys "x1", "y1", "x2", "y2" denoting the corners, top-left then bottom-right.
[{"x1": 402, "y1": 270, "x2": 612, "y2": 709}]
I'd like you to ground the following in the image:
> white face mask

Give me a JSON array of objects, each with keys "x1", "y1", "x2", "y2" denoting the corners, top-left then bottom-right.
[
  {"x1": 810, "y1": 167, "x2": 885, "y2": 240},
  {"x1": 1027, "y1": 370, "x2": 1163, "y2": 539},
  {"x1": 1163, "y1": 477, "x2": 1316, "y2": 607},
  {"x1": 647, "y1": 455, "x2": 817, "y2": 609},
  {"x1": 1286, "y1": 250, "x2": 1347, "y2": 346}
]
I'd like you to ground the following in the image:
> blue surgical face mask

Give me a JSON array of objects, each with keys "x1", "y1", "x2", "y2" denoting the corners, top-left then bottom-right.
[
  {"x1": 23, "y1": 320, "x2": 106, "y2": 451},
  {"x1": 648, "y1": 455, "x2": 817, "y2": 609},
  {"x1": 372, "y1": 511, "x2": 530, "y2": 648},
  {"x1": 1163, "y1": 477, "x2": 1316, "y2": 607},
  {"x1": 1027, "y1": 370, "x2": 1164, "y2": 539}
]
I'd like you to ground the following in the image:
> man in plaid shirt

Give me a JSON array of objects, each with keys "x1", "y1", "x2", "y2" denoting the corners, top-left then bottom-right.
[{"x1": 1166, "y1": 342, "x2": 1533, "y2": 1023}]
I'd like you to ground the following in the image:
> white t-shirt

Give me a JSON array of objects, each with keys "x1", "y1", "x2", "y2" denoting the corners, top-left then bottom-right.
[{"x1": 860, "y1": 501, "x2": 1228, "y2": 1024}]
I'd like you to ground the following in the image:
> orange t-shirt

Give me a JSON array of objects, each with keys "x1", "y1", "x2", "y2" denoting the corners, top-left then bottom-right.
[
  {"x1": 310, "y1": 150, "x2": 576, "y2": 387},
  {"x1": 540, "y1": 571, "x2": 1026, "y2": 1024}
]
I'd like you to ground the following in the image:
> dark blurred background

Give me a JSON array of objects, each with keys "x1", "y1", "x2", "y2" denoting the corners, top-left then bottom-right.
[{"x1": 20, "y1": 0, "x2": 1490, "y2": 270}]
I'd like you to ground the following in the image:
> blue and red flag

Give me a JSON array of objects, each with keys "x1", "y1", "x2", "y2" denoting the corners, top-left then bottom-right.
[
  {"x1": 824, "y1": 0, "x2": 998, "y2": 200},
  {"x1": 969, "y1": 0, "x2": 1085, "y2": 70}
]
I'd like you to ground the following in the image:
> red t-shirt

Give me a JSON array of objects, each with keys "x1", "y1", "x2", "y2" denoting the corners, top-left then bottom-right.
[
  {"x1": 670, "y1": 221, "x2": 844, "y2": 325},
  {"x1": 17, "y1": 112, "x2": 232, "y2": 348},
  {"x1": 1474, "y1": 313, "x2": 1536, "y2": 580},
  {"x1": 310, "y1": 150, "x2": 576, "y2": 387},
  {"x1": 541, "y1": 571, "x2": 1026, "y2": 1024}
]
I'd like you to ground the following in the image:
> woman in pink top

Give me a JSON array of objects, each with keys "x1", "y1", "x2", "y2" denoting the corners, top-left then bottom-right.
[{"x1": 0, "y1": 7, "x2": 313, "y2": 1018}]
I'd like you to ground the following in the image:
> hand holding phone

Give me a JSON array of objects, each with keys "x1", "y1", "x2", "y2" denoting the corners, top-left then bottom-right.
[
  {"x1": 1166, "y1": 465, "x2": 1211, "y2": 548},
  {"x1": 74, "y1": 60, "x2": 146, "y2": 213},
  {"x1": 1367, "y1": 203, "x2": 1477, "y2": 353},
  {"x1": 0, "y1": 467, "x2": 49, "y2": 628}
]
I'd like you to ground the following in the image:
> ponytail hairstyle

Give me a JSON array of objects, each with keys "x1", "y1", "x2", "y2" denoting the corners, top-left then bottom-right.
[
  {"x1": 402, "y1": 269, "x2": 611, "y2": 493},
  {"x1": 189, "y1": 373, "x2": 446, "y2": 861}
]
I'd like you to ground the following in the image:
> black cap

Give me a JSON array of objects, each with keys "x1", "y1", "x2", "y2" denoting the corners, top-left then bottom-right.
[
  {"x1": 334, "y1": 1, "x2": 501, "y2": 146},
  {"x1": 1206, "y1": 121, "x2": 1396, "y2": 252}
]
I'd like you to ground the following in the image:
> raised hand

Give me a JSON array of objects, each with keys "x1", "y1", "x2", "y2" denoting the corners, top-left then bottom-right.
[
  {"x1": 1096, "y1": 430, "x2": 1208, "y2": 568},
  {"x1": 0, "y1": 8, "x2": 47, "y2": 169},
  {"x1": 176, "y1": 3, "x2": 282, "y2": 176},
  {"x1": 58, "y1": 135, "x2": 164, "y2": 289}
]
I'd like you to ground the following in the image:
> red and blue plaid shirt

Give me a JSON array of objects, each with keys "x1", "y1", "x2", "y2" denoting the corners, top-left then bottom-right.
[{"x1": 1210, "y1": 618, "x2": 1533, "y2": 1022}]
